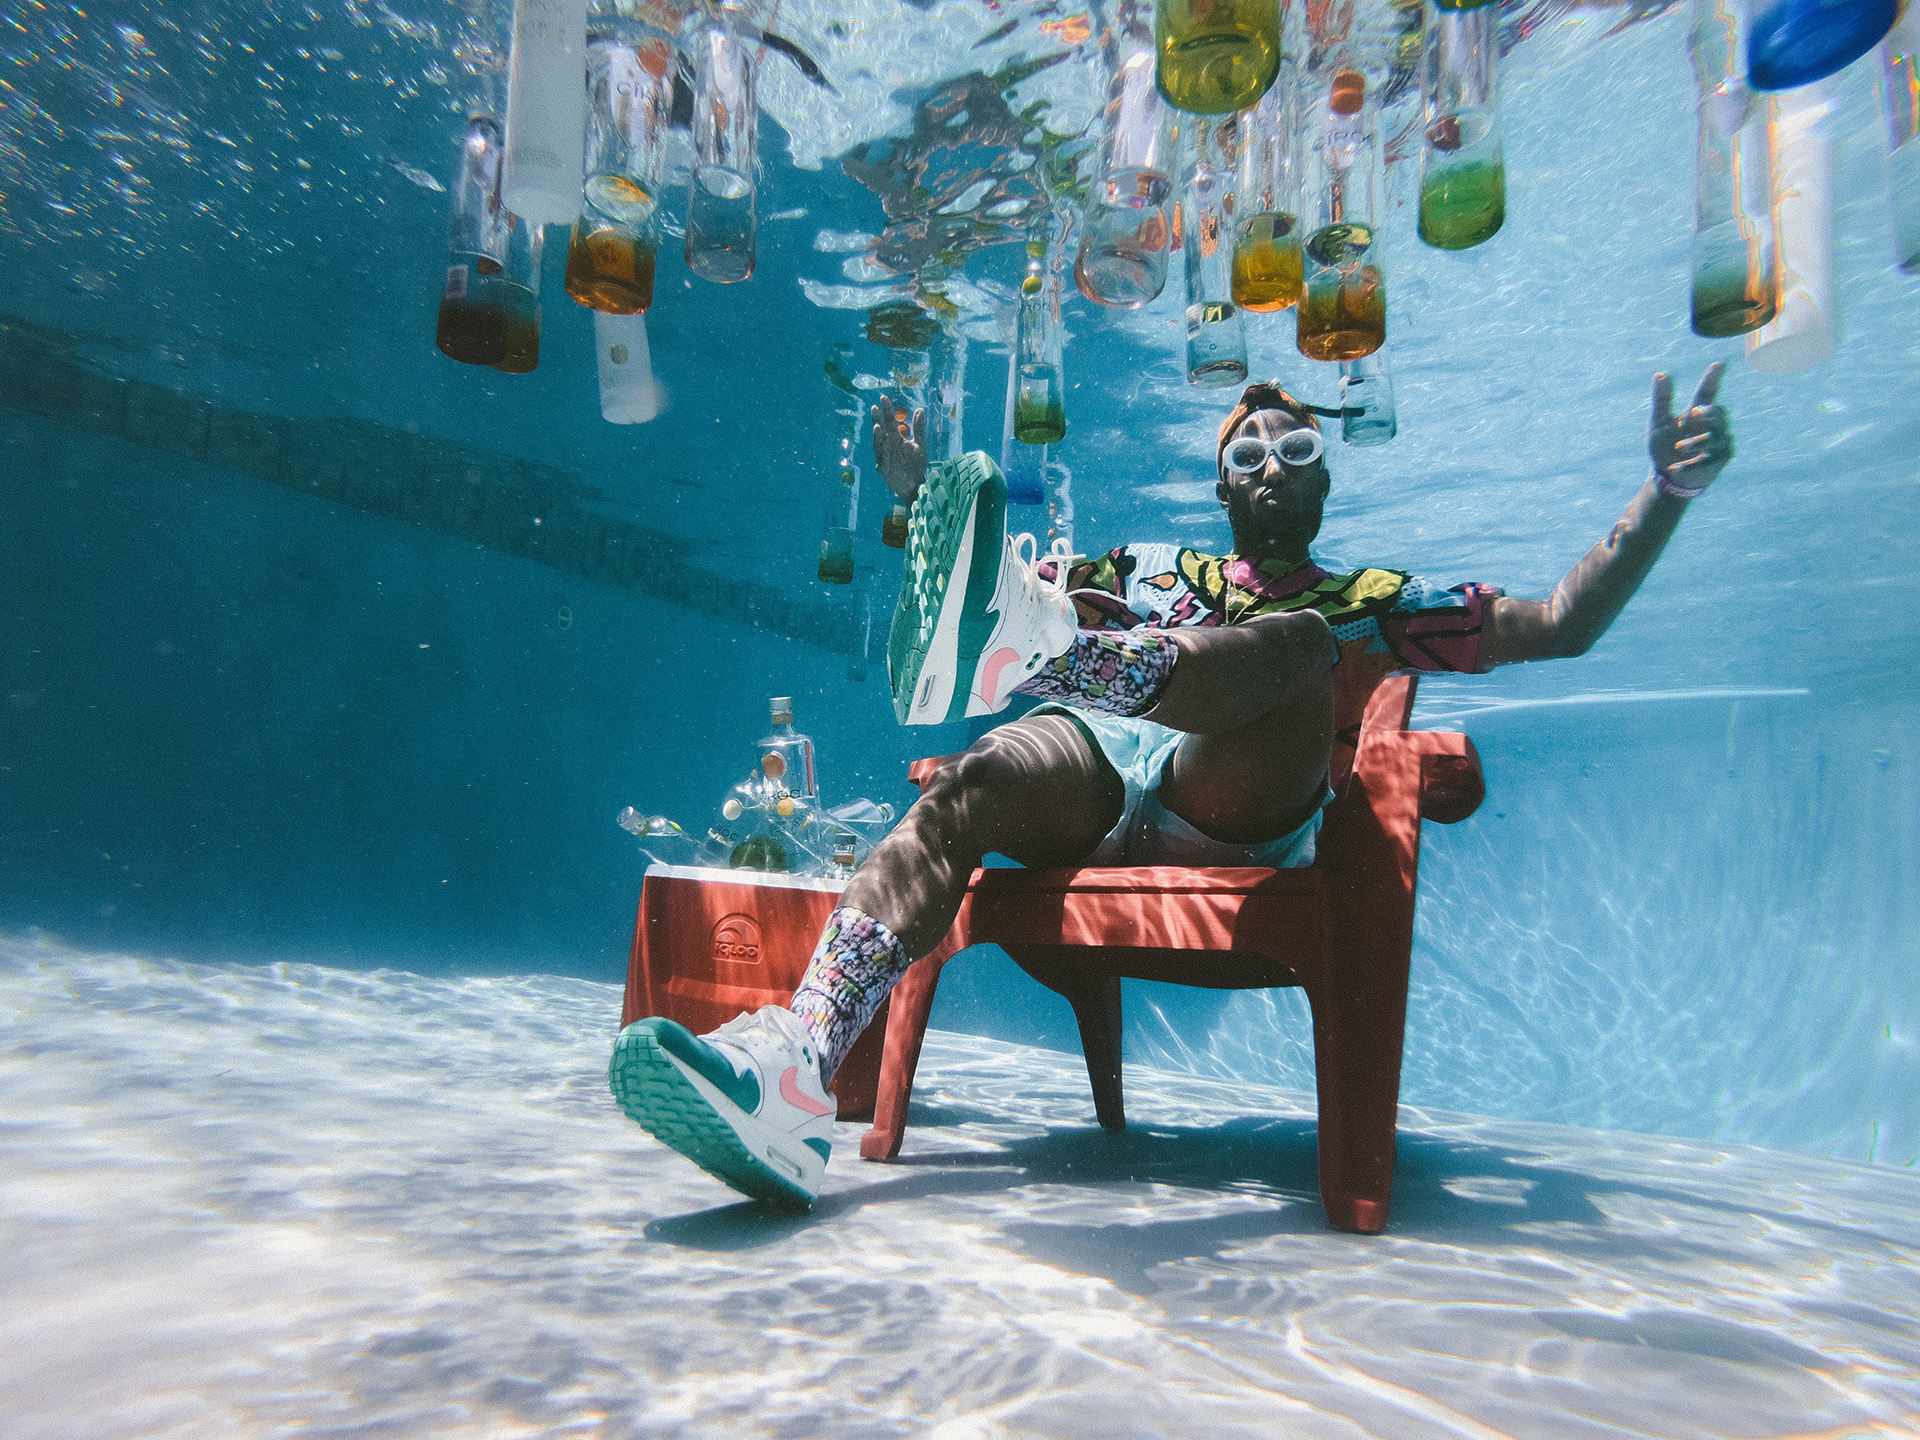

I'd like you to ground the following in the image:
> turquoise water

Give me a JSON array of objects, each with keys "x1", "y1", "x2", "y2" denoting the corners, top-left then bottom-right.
[{"x1": 2, "y1": 4, "x2": 1918, "y2": 1427}]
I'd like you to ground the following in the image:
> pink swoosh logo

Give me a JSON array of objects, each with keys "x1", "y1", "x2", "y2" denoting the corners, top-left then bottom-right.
[
  {"x1": 977, "y1": 646, "x2": 1021, "y2": 708},
  {"x1": 780, "y1": 1066, "x2": 833, "y2": 1116}
]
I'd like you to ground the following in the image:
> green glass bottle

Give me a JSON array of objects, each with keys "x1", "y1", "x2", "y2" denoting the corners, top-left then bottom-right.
[
  {"x1": 1012, "y1": 240, "x2": 1067, "y2": 443},
  {"x1": 1417, "y1": 7, "x2": 1506, "y2": 251},
  {"x1": 1155, "y1": 0, "x2": 1281, "y2": 116}
]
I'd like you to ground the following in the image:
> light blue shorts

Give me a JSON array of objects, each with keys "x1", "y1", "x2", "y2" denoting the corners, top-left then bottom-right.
[{"x1": 1031, "y1": 705, "x2": 1330, "y2": 869}]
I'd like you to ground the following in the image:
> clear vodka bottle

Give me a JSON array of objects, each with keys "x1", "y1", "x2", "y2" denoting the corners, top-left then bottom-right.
[
  {"x1": 759, "y1": 697, "x2": 817, "y2": 799},
  {"x1": 1181, "y1": 115, "x2": 1249, "y2": 387}
]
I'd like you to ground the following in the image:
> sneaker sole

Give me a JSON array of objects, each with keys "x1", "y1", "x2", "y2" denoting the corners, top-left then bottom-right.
[
  {"x1": 891, "y1": 453, "x2": 1008, "y2": 726},
  {"x1": 608, "y1": 1024, "x2": 819, "y2": 1209}
]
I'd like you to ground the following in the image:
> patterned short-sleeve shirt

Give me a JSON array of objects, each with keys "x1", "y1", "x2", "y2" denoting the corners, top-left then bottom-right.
[{"x1": 1059, "y1": 543, "x2": 1502, "y2": 781}]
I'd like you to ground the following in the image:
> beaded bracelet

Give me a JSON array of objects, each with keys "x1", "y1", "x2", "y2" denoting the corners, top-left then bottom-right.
[{"x1": 1654, "y1": 467, "x2": 1709, "y2": 501}]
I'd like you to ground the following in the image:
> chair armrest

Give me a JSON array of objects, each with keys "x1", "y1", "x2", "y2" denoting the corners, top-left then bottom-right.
[
  {"x1": 907, "y1": 755, "x2": 962, "y2": 791},
  {"x1": 1408, "y1": 732, "x2": 1485, "y2": 824}
]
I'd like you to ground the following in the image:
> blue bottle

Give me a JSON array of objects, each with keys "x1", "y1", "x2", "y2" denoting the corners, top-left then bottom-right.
[{"x1": 1746, "y1": 0, "x2": 1898, "y2": 91}]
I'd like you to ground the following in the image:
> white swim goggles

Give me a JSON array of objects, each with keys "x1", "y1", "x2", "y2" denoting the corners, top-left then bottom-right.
[{"x1": 1223, "y1": 427, "x2": 1324, "y2": 474}]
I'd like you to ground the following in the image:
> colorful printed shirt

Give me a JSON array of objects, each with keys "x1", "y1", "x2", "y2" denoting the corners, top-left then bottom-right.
[{"x1": 1058, "y1": 543, "x2": 1503, "y2": 783}]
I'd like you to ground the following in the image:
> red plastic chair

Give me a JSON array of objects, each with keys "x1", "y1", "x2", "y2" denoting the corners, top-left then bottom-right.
[{"x1": 856, "y1": 672, "x2": 1484, "y2": 1234}]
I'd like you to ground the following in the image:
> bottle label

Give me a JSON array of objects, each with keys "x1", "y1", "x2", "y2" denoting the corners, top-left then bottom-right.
[
  {"x1": 444, "y1": 264, "x2": 468, "y2": 299},
  {"x1": 1185, "y1": 302, "x2": 1233, "y2": 337}
]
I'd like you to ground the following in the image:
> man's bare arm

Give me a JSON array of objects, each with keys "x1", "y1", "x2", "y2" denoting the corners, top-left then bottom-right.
[{"x1": 1482, "y1": 363, "x2": 1734, "y2": 669}]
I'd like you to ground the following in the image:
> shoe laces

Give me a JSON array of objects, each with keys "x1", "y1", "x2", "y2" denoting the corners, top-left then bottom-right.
[
  {"x1": 712, "y1": 1006, "x2": 794, "y2": 1056},
  {"x1": 1011, "y1": 531, "x2": 1079, "y2": 603}
]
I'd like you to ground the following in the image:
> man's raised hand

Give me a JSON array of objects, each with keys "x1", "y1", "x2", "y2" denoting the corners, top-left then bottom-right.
[
  {"x1": 871, "y1": 396, "x2": 928, "y2": 503},
  {"x1": 1649, "y1": 362, "x2": 1734, "y2": 494}
]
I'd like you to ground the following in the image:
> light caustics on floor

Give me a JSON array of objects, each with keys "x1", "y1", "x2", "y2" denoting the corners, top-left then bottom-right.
[{"x1": 3, "y1": 936, "x2": 1915, "y2": 1440}]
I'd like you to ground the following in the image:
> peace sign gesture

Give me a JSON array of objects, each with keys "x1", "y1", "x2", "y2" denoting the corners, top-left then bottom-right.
[{"x1": 1649, "y1": 362, "x2": 1734, "y2": 496}]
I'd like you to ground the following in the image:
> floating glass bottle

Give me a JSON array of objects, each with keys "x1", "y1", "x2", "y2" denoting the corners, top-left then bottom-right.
[
  {"x1": 1880, "y1": 4, "x2": 1920, "y2": 273},
  {"x1": 760, "y1": 697, "x2": 817, "y2": 800},
  {"x1": 436, "y1": 115, "x2": 509, "y2": 366},
  {"x1": 1231, "y1": 60, "x2": 1303, "y2": 311},
  {"x1": 595, "y1": 310, "x2": 660, "y2": 423},
  {"x1": 1689, "y1": 0, "x2": 1778, "y2": 338},
  {"x1": 1013, "y1": 240, "x2": 1067, "y2": 444},
  {"x1": 492, "y1": 213, "x2": 545, "y2": 374},
  {"x1": 1297, "y1": 70, "x2": 1386, "y2": 363},
  {"x1": 818, "y1": 415, "x2": 859, "y2": 584},
  {"x1": 1418, "y1": 3, "x2": 1506, "y2": 250},
  {"x1": 882, "y1": 505, "x2": 910, "y2": 548},
  {"x1": 1338, "y1": 348, "x2": 1397, "y2": 445},
  {"x1": 567, "y1": 37, "x2": 671, "y2": 314},
  {"x1": 925, "y1": 330, "x2": 968, "y2": 464},
  {"x1": 1155, "y1": 0, "x2": 1281, "y2": 115},
  {"x1": 686, "y1": 19, "x2": 759, "y2": 283},
  {"x1": 501, "y1": 0, "x2": 590, "y2": 225},
  {"x1": 846, "y1": 587, "x2": 873, "y2": 682},
  {"x1": 1077, "y1": 14, "x2": 1177, "y2": 308},
  {"x1": 1044, "y1": 455, "x2": 1075, "y2": 558},
  {"x1": 1747, "y1": 84, "x2": 1835, "y2": 374},
  {"x1": 1183, "y1": 116, "x2": 1249, "y2": 386}
]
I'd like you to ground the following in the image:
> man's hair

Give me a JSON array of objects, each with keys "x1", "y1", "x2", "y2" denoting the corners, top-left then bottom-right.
[{"x1": 1216, "y1": 380, "x2": 1319, "y2": 472}]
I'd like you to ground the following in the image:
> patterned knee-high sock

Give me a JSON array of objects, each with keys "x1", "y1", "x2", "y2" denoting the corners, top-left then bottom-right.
[
  {"x1": 1012, "y1": 628, "x2": 1179, "y2": 717},
  {"x1": 789, "y1": 906, "x2": 913, "y2": 1086}
]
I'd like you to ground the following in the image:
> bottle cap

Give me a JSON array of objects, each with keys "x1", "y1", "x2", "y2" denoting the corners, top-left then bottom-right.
[
  {"x1": 1330, "y1": 70, "x2": 1366, "y2": 115},
  {"x1": 770, "y1": 696, "x2": 793, "y2": 722}
]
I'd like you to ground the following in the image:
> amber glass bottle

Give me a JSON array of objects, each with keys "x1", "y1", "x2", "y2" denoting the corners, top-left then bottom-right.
[
  {"x1": 1230, "y1": 62, "x2": 1302, "y2": 311},
  {"x1": 1296, "y1": 70, "x2": 1386, "y2": 362},
  {"x1": 565, "y1": 39, "x2": 669, "y2": 314}
]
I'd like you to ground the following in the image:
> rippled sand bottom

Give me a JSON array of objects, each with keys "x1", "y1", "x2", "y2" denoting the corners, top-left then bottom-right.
[{"x1": 3, "y1": 934, "x2": 1915, "y2": 1440}]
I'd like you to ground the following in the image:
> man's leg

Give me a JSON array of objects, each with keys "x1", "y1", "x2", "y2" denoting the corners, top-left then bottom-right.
[
  {"x1": 788, "y1": 712, "x2": 1122, "y2": 1082},
  {"x1": 844, "y1": 713, "x2": 1124, "y2": 952}
]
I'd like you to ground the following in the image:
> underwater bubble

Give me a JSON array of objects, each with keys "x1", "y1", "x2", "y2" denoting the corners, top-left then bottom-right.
[
  {"x1": 841, "y1": 254, "x2": 897, "y2": 283},
  {"x1": 814, "y1": 228, "x2": 879, "y2": 253},
  {"x1": 799, "y1": 277, "x2": 913, "y2": 309},
  {"x1": 389, "y1": 159, "x2": 443, "y2": 192}
]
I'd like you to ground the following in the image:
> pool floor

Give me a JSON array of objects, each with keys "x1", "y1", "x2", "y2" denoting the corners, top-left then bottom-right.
[{"x1": 3, "y1": 935, "x2": 1915, "y2": 1440}]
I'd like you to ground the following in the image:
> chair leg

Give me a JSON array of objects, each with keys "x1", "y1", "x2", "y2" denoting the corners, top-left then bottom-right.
[
  {"x1": 1068, "y1": 972, "x2": 1126, "y2": 1132},
  {"x1": 858, "y1": 946, "x2": 955, "y2": 1161},
  {"x1": 1006, "y1": 949, "x2": 1125, "y2": 1132},
  {"x1": 1303, "y1": 964, "x2": 1409, "y2": 1235}
]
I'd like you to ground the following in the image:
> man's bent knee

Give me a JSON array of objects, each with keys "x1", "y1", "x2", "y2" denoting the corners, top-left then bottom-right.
[
  {"x1": 916, "y1": 713, "x2": 1122, "y2": 862},
  {"x1": 1245, "y1": 609, "x2": 1337, "y2": 675}
]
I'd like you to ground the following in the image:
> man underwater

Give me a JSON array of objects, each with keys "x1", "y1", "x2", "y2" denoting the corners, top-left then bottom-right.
[{"x1": 608, "y1": 363, "x2": 1736, "y2": 1207}]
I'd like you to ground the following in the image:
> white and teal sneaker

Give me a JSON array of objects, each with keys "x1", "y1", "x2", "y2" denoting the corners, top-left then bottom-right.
[
  {"x1": 889, "y1": 451, "x2": 1080, "y2": 726},
  {"x1": 608, "y1": 1005, "x2": 835, "y2": 1209}
]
